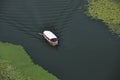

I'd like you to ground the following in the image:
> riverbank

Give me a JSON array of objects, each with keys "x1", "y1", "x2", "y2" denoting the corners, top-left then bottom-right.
[
  {"x1": 87, "y1": 0, "x2": 120, "y2": 36},
  {"x1": 0, "y1": 42, "x2": 59, "y2": 80}
]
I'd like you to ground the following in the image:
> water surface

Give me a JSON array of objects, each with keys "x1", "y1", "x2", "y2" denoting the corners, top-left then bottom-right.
[{"x1": 0, "y1": 0, "x2": 120, "y2": 80}]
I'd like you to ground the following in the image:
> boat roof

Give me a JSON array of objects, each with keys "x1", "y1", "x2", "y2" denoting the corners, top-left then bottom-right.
[{"x1": 43, "y1": 30, "x2": 57, "y2": 39}]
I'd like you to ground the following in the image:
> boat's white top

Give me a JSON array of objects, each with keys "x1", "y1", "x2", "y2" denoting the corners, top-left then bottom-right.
[{"x1": 43, "y1": 30, "x2": 57, "y2": 39}]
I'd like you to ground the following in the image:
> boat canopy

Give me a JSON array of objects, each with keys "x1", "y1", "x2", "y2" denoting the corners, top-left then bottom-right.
[{"x1": 43, "y1": 30, "x2": 57, "y2": 39}]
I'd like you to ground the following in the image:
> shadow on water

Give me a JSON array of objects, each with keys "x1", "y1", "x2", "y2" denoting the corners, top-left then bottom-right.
[{"x1": 0, "y1": 0, "x2": 81, "y2": 49}]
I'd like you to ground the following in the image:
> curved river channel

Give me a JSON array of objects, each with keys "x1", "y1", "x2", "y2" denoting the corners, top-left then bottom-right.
[{"x1": 0, "y1": 0, "x2": 120, "y2": 80}]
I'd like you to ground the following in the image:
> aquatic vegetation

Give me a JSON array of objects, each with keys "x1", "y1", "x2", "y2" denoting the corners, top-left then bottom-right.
[
  {"x1": 87, "y1": 0, "x2": 120, "y2": 36},
  {"x1": 0, "y1": 60, "x2": 27, "y2": 80},
  {"x1": 0, "y1": 42, "x2": 59, "y2": 80}
]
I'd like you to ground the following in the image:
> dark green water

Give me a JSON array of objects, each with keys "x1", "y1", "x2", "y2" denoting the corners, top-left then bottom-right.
[{"x1": 0, "y1": 0, "x2": 120, "y2": 80}]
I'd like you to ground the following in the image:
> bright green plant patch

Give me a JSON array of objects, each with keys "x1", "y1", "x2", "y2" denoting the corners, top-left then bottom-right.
[
  {"x1": 87, "y1": 0, "x2": 120, "y2": 36},
  {"x1": 0, "y1": 42, "x2": 59, "y2": 80}
]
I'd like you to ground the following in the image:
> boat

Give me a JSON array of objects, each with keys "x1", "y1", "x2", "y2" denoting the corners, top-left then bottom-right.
[{"x1": 39, "y1": 30, "x2": 58, "y2": 46}]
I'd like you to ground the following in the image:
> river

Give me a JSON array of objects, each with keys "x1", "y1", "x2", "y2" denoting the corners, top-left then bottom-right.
[{"x1": 0, "y1": 0, "x2": 120, "y2": 80}]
